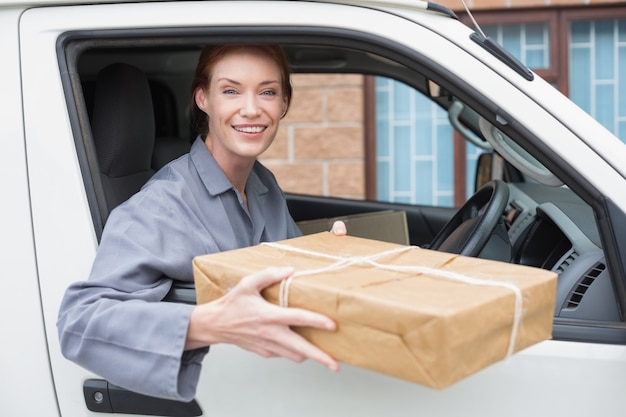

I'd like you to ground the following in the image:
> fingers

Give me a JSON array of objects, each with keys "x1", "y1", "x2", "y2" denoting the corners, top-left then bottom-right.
[
  {"x1": 330, "y1": 220, "x2": 347, "y2": 236},
  {"x1": 250, "y1": 328, "x2": 339, "y2": 372},
  {"x1": 240, "y1": 267, "x2": 336, "y2": 331},
  {"x1": 210, "y1": 298, "x2": 339, "y2": 371},
  {"x1": 283, "y1": 331, "x2": 340, "y2": 371},
  {"x1": 197, "y1": 267, "x2": 339, "y2": 372},
  {"x1": 239, "y1": 266, "x2": 295, "y2": 293},
  {"x1": 235, "y1": 267, "x2": 340, "y2": 371}
]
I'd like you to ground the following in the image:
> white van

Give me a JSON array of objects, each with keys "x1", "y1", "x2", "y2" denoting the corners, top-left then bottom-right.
[{"x1": 3, "y1": 0, "x2": 626, "y2": 416}]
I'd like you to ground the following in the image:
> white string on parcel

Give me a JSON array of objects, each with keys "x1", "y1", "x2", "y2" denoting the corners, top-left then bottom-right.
[{"x1": 261, "y1": 242, "x2": 524, "y2": 359}]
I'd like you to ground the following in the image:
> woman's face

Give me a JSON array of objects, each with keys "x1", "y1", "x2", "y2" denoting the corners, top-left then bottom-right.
[{"x1": 195, "y1": 49, "x2": 288, "y2": 166}]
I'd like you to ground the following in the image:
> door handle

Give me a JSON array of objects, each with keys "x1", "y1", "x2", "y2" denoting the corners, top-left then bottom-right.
[{"x1": 83, "y1": 379, "x2": 202, "y2": 416}]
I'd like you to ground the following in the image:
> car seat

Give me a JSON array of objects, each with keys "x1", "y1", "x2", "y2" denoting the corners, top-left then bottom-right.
[
  {"x1": 149, "y1": 80, "x2": 191, "y2": 170},
  {"x1": 91, "y1": 62, "x2": 156, "y2": 222}
]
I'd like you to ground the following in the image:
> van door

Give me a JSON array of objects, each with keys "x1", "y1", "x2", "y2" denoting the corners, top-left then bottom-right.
[{"x1": 21, "y1": 2, "x2": 626, "y2": 417}]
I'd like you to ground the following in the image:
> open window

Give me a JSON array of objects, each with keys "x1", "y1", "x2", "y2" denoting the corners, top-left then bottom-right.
[{"x1": 59, "y1": 25, "x2": 626, "y2": 347}]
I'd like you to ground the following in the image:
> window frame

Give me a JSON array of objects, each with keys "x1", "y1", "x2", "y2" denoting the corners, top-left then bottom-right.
[
  {"x1": 461, "y1": 9, "x2": 561, "y2": 89},
  {"x1": 559, "y1": 6, "x2": 626, "y2": 97}
]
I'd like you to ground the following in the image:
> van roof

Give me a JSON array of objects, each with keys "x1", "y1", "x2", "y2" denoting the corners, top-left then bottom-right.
[
  {"x1": 0, "y1": 0, "x2": 391, "y2": 6},
  {"x1": 0, "y1": 0, "x2": 455, "y2": 18}
]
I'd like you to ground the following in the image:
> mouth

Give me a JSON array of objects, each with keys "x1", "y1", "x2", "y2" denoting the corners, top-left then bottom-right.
[{"x1": 234, "y1": 125, "x2": 267, "y2": 134}]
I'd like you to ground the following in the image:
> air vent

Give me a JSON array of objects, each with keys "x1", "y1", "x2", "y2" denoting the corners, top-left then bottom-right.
[
  {"x1": 555, "y1": 251, "x2": 578, "y2": 274},
  {"x1": 565, "y1": 262, "x2": 606, "y2": 309},
  {"x1": 509, "y1": 212, "x2": 532, "y2": 240}
]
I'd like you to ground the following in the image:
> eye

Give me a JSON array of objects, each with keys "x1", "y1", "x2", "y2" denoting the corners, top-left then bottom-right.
[
  {"x1": 223, "y1": 88, "x2": 238, "y2": 95},
  {"x1": 261, "y1": 89, "x2": 277, "y2": 96}
]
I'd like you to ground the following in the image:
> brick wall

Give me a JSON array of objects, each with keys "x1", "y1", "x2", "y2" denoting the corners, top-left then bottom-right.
[{"x1": 259, "y1": 74, "x2": 366, "y2": 199}]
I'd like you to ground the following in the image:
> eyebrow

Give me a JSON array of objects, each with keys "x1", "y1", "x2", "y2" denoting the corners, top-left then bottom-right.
[{"x1": 217, "y1": 77, "x2": 280, "y2": 86}]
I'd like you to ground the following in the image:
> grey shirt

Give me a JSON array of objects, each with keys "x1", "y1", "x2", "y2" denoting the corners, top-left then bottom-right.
[{"x1": 57, "y1": 138, "x2": 301, "y2": 401}]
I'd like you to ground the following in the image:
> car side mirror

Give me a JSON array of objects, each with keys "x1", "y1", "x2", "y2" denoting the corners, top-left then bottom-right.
[{"x1": 475, "y1": 152, "x2": 494, "y2": 192}]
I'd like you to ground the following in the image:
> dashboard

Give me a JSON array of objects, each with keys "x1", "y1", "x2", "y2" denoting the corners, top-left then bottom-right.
[{"x1": 505, "y1": 183, "x2": 618, "y2": 322}]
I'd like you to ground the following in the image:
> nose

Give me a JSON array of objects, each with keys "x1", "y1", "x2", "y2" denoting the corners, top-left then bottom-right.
[{"x1": 240, "y1": 93, "x2": 261, "y2": 117}]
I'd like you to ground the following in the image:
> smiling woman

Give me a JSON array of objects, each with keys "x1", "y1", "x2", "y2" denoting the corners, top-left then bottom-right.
[
  {"x1": 191, "y1": 45, "x2": 292, "y2": 198},
  {"x1": 57, "y1": 44, "x2": 342, "y2": 402}
]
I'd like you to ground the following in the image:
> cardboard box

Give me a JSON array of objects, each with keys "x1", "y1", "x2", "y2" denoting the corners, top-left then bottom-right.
[
  {"x1": 193, "y1": 232, "x2": 557, "y2": 389},
  {"x1": 297, "y1": 210, "x2": 409, "y2": 245}
]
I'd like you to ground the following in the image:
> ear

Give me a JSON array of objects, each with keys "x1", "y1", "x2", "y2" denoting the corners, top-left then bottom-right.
[
  {"x1": 281, "y1": 96, "x2": 289, "y2": 118},
  {"x1": 194, "y1": 88, "x2": 209, "y2": 113}
]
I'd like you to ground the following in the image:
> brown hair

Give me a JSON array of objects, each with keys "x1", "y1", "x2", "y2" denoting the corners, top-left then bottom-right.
[{"x1": 190, "y1": 44, "x2": 293, "y2": 138}]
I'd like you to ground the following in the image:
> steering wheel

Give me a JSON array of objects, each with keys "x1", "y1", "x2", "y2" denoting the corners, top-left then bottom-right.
[{"x1": 428, "y1": 179, "x2": 509, "y2": 257}]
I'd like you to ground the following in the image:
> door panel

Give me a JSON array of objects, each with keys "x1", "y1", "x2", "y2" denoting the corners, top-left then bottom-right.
[{"x1": 286, "y1": 193, "x2": 454, "y2": 247}]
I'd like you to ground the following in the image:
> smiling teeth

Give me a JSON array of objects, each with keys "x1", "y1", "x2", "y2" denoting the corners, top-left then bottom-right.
[{"x1": 236, "y1": 126, "x2": 265, "y2": 133}]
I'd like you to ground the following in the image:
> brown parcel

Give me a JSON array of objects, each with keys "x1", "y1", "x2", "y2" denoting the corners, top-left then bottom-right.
[{"x1": 192, "y1": 232, "x2": 557, "y2": 389}]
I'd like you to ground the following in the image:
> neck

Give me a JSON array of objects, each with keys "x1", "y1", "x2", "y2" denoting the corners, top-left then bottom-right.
[
  {"x1": 204, "y1": 139, "x2": 254, "y2": 195},
  {"x1": 226, "y1": 165, "x2": 252, "y2": 196}
]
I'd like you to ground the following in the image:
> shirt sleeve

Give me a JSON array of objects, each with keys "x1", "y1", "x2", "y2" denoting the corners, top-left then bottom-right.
[
  {"x1": 57, "y1": 150, "x2": 299, "y2": 402},
  {"x1": 57, "y1": 187, "x2": 210, "y2": 402}
]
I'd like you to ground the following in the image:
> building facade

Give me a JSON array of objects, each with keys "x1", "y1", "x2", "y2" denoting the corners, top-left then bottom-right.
[{"x1": 259, "y1": 1, "x2": 626, "y2": 207}]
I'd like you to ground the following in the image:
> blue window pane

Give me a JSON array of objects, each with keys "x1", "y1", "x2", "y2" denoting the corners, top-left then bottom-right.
[
  {"x1": 571, "y1": 21, "x2": 591, "y2": 43},
  {"x1": 394, "y1": 195, "x2": 412, "y2": 204},
  {"x1": 374, "y1": 76, "x2": 455, "y2": 207},
  {"x1": 483, "y1": 25, "x2": 499, "y2": 40},
  {"x1": 466, "y1": 161, "x2": 477, "y2": 196},
  {"x1": 619, "y1": 46, "x2": 626, "y2": 118},
  {"x1": 414, "y1": 89, "x2": 431, "y2": 115},
  {"x1": 595, "y1": 20, "x2": 615, "y2": 80},
  {"x1": 481, "y1": 22, "x2": 549, "y2": 69},
  {"x1": 569, "y1": 18, "x2": 626, "y2": 143},
  {"x1": 375, "y1": 77, "x2": 388, "y2": 88},
  {"x1": 569, "y1": 47, "x2": 591, "y2": 114},
  {"x1": 595, "y1": 84, "x2": 615, "y2": 132},
  {"x1": 438, "y1": 194, "x2": 453, "y2": 208},
  {"x1": 375, "y1": 90, "x2": 389, "y2": 117},
  {"x1": 526, "y1": 50, "x2": 545, "y2": 69},
  {"x1": 416, "y1": 93, "x2": 433, "y2": 155},
  {"x1": 393, "y1": 126, "x2": 411, "y2": 191},
  {"x1": 502, "y1": 25, "x2": 523, "y2": 62},
  {"x1": 376, "y1": 119, "x2": 389, "y2": 158},
  {"x1": 414, "y1": 161, "x2": 433, "y2": 205},
  {"x1": 415, "y1": 123, "x2": 433, "y2": 155},
  {"x1": 436, "y1": 129, "x2": 453, "y2": 191},
  {"x1": 525, "y1": 23, "x2": 545, "y2": 45},
  {"x1": 393, "y1": 84, "x2": 412, "y2": 120},
  {"x1": 619, "y1": 121, "x2": 626, "y2": 140},
  {"x1": 376, "y1": 161, "x2": 390, "y2": 201},
  {"x1": 465, "y1": 142, "x2": 483, "y2": 196},
  {"x1": 619, "y1": 19, "x2": 626, "y2": 42}
]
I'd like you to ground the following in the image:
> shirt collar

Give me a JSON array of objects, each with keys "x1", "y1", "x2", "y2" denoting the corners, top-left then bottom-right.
[{"x1": 189, "y1": 136, "x2": 269, "y2": 197}]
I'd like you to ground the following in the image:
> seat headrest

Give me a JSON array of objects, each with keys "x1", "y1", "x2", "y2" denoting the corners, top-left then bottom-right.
[{"x1": 91, "y1": 63, "x2": 155, "y2": 178}]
